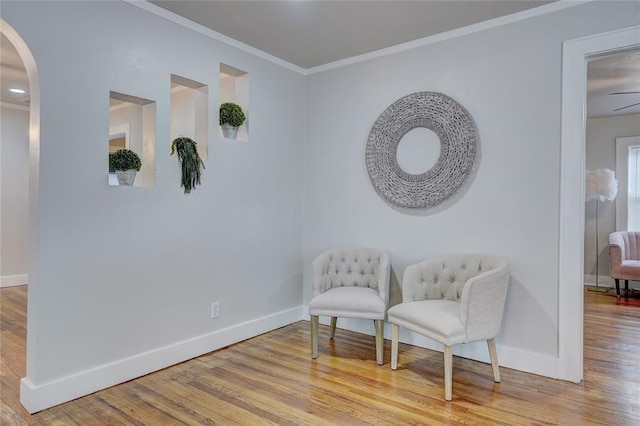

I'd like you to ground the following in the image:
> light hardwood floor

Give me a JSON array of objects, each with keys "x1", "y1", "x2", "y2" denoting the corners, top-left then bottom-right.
[{"x1": 1, "y1": 285, "x2": 639, "y2": 425}]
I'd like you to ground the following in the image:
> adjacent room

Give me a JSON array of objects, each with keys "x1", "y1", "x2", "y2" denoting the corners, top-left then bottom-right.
[{"x1": 1, "y1": 1, "x2": 639, "y2": 424}]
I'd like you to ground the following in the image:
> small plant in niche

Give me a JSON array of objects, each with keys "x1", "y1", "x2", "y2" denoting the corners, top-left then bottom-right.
[
  {"x1": 109, "y1": 149, "x2": 141, "y2": 186},
  {"x1": 219, "y1": 102, "x2": 246, "y2": 139},
  {"x1": 171, "y1": 137, "x2": 205, "y2": 194}
]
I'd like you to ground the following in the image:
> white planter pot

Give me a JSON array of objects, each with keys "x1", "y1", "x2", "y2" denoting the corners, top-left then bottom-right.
[
  {"x1": 115, "y1": 170, "x2": 137, "y2": 186},
  {"x1": 221, "y1": 124, "x2": 239, "y2": 139}
]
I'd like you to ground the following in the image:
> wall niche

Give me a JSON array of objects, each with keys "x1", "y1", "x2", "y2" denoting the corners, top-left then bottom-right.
[
  {"x1": 170, "y1": 74, "x2": 209, "y2": 159},
  {"x1": 219, "y1": 63, "x2": 249, "y2": 142},
  {"x1": 108, "y1": 91, "x2": 156, "y2": 187}
]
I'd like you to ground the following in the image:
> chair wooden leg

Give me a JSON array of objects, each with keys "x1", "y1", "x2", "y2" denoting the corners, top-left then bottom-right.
[
  {"x1": 625, "y1": 280, "x2": 630, "y2": 298},
  {"x1": 391, "y1": 323, "x2": 399, "y2": 370},
  {"x1": 311, "y1": 315, "x2": 319, "y2": 359},
  {"x1": 615, "y1": 278, "x2": 620, "y2": 298},
  {"x1": 444, "y1": 345, "x2": 453, "y2": 401},
  {"x1": 374, "y1": 319, "x2": 384, "y2": 365},
  {"x1": 487, "y1": 338, "x2": 501, "y2": 382},
  {"x1": 329, "y1": 317, "x2": 337, "y2": 339}
]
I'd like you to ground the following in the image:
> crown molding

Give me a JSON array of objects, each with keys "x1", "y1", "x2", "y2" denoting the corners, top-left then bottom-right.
[
  {"x1": 307, "y1": 1, "x2": 592, "y2": 74},
  {"x1": 123, "y1": 0, "x2": 307, "y2": 75},
  {"x1": 126, "y1": 0, "x2": 591, "y2": 76}
]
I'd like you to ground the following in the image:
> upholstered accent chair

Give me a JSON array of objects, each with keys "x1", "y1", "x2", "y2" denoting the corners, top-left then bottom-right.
[
  {"x1": 387, "y1": 255, "x2": 510, "y2": 400},
  {"x1": 309, "y1": 248, "x2": 391, "y2": 365},
  {"x1": 609, "y1": 231, "x2": 640, "y2": 297}
]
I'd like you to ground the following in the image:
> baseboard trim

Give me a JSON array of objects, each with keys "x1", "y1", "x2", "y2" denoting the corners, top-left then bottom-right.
[
  {"x1": 583, "y1": 274, "x2": 615, "y2": 287},
  {"x1": 303, "y1": 306, "x2": 559, "y2": 379},
  {"x1": 584, "y1": 274, "x2": 639, "y2": 290},
  {"x1": 20, "y1": 306, "x2": 304, "y2": 413},
  {"x1": 1, "y1": 274, "x2": 27, "y2": 288}
]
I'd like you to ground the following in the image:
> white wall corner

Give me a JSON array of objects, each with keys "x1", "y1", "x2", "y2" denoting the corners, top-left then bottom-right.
[
  {"x1": 20, "y1": 306, "x2": 304, "y2": 413},
  {"x1": 1, "y1": 274, "x2": 28, "y2": 288}
]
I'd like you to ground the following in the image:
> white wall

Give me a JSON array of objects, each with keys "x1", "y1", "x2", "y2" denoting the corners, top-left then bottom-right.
[
  {"x1": 304, "y1": 1, "x2": 640, "y2": 373},
  {"x1": 584, "y1": 113, "x2": 640, "y2": 286},
  {"x1": 0, "y1": 105, "x2": 29, "y2": 286},
  {"x1": 2, "y1": 1, "x2": 305, "y2": 412}
]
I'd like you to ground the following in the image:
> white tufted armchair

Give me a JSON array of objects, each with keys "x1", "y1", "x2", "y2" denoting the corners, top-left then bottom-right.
[
  {"x1": 309, "y1": 248, "x2": 391, "y2": 365},
  {"x1": 387, "y1": 255, "x2": 509, "y2": 400}
]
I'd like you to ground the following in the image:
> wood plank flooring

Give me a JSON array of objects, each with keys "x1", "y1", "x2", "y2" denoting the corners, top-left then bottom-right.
[{"x1": 2, "y1": 285, "x2": 640, "y2": 425}]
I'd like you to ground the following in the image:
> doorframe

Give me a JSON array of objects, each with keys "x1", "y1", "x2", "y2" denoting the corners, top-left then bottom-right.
[{"x1": 559, "y1": 25, "x2": 640, "y2": 382}]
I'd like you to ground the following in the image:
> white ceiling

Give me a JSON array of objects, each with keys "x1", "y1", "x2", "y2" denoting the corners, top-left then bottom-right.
[
  {"x1": 149, "y1": 0, "x2": 552, "y2": 69},
  {"x1": 587, "y1": 51, "x2": 640, "y2": 118},
  {"x1": 1, "y1": 33, "x2": 29, "y2": 108},
  {"x1": 2, "y1": 1, "x2": 639, "y2": 118}
]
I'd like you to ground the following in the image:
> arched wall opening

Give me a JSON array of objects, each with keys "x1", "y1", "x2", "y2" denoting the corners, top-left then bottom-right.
[{"x1": 0, "y1": 17, "x2": 41, "y2": 412}]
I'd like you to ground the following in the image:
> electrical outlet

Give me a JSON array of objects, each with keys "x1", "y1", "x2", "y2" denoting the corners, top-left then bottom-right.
[{"x1": 211, "y1": 302, "x2": 220, "y2": 319}]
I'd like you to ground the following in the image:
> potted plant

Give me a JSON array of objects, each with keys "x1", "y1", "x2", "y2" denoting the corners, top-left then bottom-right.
[
  {"x1": 171, "y1": 137, "x2": 205, "y2": 194},
  {"x1": 219, "y1": 102, "x2": 246, "y2": 139},
  {"x1": 109, "y1": 149, "x2": 141, "y2": 186}
]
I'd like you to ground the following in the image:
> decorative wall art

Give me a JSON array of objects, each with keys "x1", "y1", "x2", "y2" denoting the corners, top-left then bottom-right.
[{"x1": 366, "y1": 92, "x2": 479, "y2": 213}]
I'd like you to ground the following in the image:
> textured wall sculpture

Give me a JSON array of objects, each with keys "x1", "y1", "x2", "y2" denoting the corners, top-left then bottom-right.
[{"x1": 366, "y1": 92, "x2": 478, "y2": 210}]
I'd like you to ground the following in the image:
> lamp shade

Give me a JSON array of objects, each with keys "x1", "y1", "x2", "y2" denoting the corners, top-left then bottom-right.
[{"x1": 585, "y1": 168, "x2": 618, "y2": 202}]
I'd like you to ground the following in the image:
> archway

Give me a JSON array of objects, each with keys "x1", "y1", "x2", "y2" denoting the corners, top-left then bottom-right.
[{"x1": 0, "y1": 18, "x2": 40, "y2": 412}]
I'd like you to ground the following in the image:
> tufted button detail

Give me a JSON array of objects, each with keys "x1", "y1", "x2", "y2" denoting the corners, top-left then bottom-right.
[
  {"x1": 450, "y1": 278, "x2": 455, "y2": 283},
  {"x1": 412, "y1": 296, "x2": 416, "y2": 301},
  {"x1": 462, "y1": 265, "x2": 466, "y2": 270}
]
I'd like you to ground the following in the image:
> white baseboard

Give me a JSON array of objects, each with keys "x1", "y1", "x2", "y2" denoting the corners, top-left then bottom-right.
[
  {"x1": 303, "y1": 306, "x2": 560, "y2": 379},
  {"x1": 584, "y1": 274, "x2": 639, "y2": 290},
  {"x1": 1, "y1": 274, "x2": 28, "y2": 288},
  {"x1": 583, "y1": 274, "x2": 614, "y2": 287},
  {"x1": 20, "y1": 306, "x2": 304, "y2": 414}
]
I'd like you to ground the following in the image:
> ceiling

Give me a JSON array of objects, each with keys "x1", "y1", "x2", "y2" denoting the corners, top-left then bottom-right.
[
  {"x1": 2, "y1": 1, "x2": 639, "y2": 118},
  {"x1": 1, "y1": 33, "x2": 29, "y2": 108},
  {"x1": 587, "y1": 51, "x2": 640, "y2": 118},
  {"x1": 149, "y1": 0, "x2": 552, "y2": 69}
]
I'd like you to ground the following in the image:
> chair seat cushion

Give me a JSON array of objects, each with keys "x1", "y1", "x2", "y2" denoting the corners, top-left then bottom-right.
[
  {"x1": 619, "y1": 260, "x2": 640, "y2": 281},
  {"x1": 387, "y1": 300, "x2": 466, "y2": 346},
  {"x1": 309, "y1": 287, "x2": 386, "y2": 319}
]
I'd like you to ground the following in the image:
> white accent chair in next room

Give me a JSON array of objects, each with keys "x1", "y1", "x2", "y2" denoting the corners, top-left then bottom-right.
[
  {"x1": 387, "y1": 255, "x2": 510, "y2": 400},
  {"x1": 309, "y1": 248, "x2": 391, "y2": 365}
]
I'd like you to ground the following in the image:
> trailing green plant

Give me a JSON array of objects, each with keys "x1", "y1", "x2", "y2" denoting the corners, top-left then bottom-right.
[
  {"x1": 109, "y1": 149, "x2": 141, "y2": 172},
  {"x1": 170, "y1": 137, "x2": 205, "y2": 195},
  {"x1": 219, "y1": 102, "x2": 246, "y2": 127}
]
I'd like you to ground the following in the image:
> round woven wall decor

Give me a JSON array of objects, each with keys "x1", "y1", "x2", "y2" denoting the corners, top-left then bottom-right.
[{"x1": 366, "y1": 92, "x2": 478, "y2": 210}]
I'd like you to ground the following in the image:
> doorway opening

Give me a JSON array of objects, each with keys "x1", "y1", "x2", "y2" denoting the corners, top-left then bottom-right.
[
  {"x1": 559, "y1": 25, "x2": 640, "y2": 383},
  {"x1": 0, "y1": 17, "x2": 40, "y2": 413}
]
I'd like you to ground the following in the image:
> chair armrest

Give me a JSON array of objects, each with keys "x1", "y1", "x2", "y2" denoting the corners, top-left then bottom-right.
[
  {"x1": 376, "y1": 252, "x2": 391, "y2": 308},
  {"x1": 608, "y1": 244, "x2": 623, "y2": 277},
  {"x1": 459, "y1": 263, "x2": 510, "y2": 343},
  {"x1": 312, "y1": 250, "x2": 331, "y2": 297}
]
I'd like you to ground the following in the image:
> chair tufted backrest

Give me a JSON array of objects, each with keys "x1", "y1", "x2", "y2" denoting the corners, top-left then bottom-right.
[
  {"x1": 319, "y1": 248, "x2": 385, "y2": 291},
  {"x1": 402, "y1": 255, "x2": 503, "y2": 302},
  {"x1": 609, "y1": 231, "x2": 640, "y2": 261}
]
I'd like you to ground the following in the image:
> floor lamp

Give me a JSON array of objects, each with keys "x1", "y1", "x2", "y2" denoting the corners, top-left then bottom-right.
[{"x1": 585, "y1": 169, "x2": 618, "y2": 292}]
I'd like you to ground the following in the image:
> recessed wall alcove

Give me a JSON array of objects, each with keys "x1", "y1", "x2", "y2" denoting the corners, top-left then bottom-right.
[
  {"x1": 219, "y1": 63, "x2": 249, "y2": 142},
  {"x1": 170, "y1": 74, "x2": 209, "y2": 159},
  {"x1": 108, "y1": 91, "x2": 156, "y2": 187}
]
